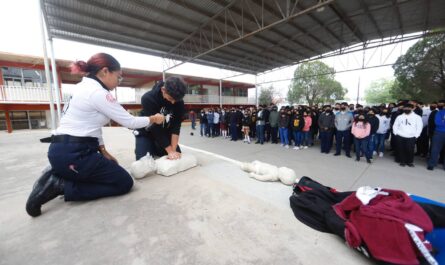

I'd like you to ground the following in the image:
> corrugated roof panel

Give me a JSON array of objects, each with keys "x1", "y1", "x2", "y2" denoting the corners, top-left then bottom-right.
[{"x1": 41, "y1": 0, "x2": 445, "y2": 74}]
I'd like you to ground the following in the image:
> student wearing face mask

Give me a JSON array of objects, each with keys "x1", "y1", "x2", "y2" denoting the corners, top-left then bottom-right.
[
  {"x1": 427, "y1": 100, "x2": 445, "y2": 170},
  {"x1": 375, "y1": 108, "x2": 391, "y2": 157},
  {"x1": 427, "y1": 102, "x2": 441, "y2": 156},
  {"x1": 392, "y1": 103, "x2": 423, "y2": 167},
  {"x1": 351, "y1": 114, "x2": 372, "y2": 163},
  {"x1": 199, "y1": 109, "x2": 208, "y2": 137},
  {"x1": 367, "y1": 109, "x2": 380, "y2": 159},
  {"x1": 229, "y1": 108, "x2": 239, "y2": 141},
  {"x1": 255, "y1": 106, "x2": 266, "y2": 145},
  {"x1": 278, "y1": 108, "x2": 290, "y2": 148},
  {"x1": 269, "y1": 105, "x2": 279, "y2": 144},
  {"x1": 242, "y1": 111, "x2": 252, "y2": 144},
  {"x1": 318, "y1": 106, "x2": 335, "y2": 154},
  {"x1": 390, "y1": 102, "x2": 405, "y2": 155},
  {"x1": 291, "y1": 110, "x2": 305, "y2": 150},
  {"x1": 301, "y1": 110, "x2": 312, "y2": 149},
  {"x1": 220, "y1": 109, "x2": 228, "y2": 139},
  {"x1": 334, "y1": 103, "x2": 353, "y2": 157}
]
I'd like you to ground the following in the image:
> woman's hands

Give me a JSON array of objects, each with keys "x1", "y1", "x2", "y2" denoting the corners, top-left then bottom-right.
[{"x1": 150, "y1": 113, "x2": 165, "y2": 124}]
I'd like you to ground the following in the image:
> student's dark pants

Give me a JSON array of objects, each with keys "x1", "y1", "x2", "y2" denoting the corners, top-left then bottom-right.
[
  {"x1": 428, "y1": 131, "x2": 445, "y2": 169},
  {"x1": 135, "y1": 134, "x2": 181, "y2": 160},
  {"x1": 416, "y1": 126, "x2": 429, "y2": 156},
  {"x1": 319, "y1": 130, "x2": 333, "y2": 153},
  {"x1": 48, "y1": 140, "x2": 133, "y2": 201},
  {"x1": 265, "y1": 124, "x2": 271, "y2": 142},
  {"x1": 395, "y1": 135, "x2": 417, "y2": 164},
  {"x1": 354, "y1": 137, "x2": 371, "y2": 160},
  {"x1": 271, "y1": 126, "x2": 278, "y2": 143},
  {"x1": 335, "y1": 130, "x2": 351, "y2": 155},
  {"x1": 230, "y1": 123, "x2": 238, "y2": 140},
  {"x1": 191, "y1": 119, "x2": 196, "y2": 130}
]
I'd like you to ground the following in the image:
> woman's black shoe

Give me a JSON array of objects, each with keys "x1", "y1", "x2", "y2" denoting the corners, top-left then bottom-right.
[{"x1": 26, "y1": 174, "x2": 64, "y2": 217}]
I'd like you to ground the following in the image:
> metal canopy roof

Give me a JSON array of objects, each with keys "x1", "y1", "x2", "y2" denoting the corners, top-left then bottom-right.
[{"x1": 41, "y1": 0, "x2": 445, "y2": 75}]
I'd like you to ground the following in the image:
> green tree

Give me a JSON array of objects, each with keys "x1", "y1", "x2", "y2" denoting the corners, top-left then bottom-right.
[
  {"x1": 364, "y1": 78, "x2": 397, "y2": 104},
  {"x1": 258, "y1": 85, "x2": 275, "y2": 105},
  {"x1": 287, "y1": 61, "x2": 347, "y2": 105},
  {"x1": 392, "y1": 33, "x2": 445, "y2": 102}
]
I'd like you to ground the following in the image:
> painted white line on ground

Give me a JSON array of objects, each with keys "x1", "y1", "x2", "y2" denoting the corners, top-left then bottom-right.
[{"x1": 180, "y1": 144, "x2": 244, "y2": 167}]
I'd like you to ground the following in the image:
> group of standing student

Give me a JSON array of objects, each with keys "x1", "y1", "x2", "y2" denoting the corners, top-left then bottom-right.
[{"x1": 195, "y1": 99, "x2": 445, "y2": 171}]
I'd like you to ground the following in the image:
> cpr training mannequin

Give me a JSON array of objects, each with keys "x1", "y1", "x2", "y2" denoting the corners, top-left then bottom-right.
[
  {"x1": 241, "y1": 160, "x2": 298, "y2": 185},
  {"x1": 130, "y1": 153, "x2": 198, "y2": 178}
]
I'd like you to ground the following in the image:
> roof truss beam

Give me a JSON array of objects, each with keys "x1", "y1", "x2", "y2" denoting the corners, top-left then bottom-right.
[
  {"x1": 329, "y1": 2, "x2": 365, "y2": 43},
  {"x1": 165, "y1": 0, "x2": 334, "y2": 72}
]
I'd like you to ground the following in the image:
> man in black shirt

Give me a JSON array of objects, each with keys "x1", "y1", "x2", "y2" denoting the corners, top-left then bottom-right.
[{"x1": 135, "y1": 77, "x2": 186, "y2": 160}]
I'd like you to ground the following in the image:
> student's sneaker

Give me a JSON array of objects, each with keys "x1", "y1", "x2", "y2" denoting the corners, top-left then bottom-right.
[
  {"x1": 303, "y1": 146, "x2": 308, "y2": 149},
  {"x1": 366, "y1": 159, "x2": 372, "y2": 164},
  {"x1": 379, "y1": 153, "x2": 384, "y2": 158},
  {"x1": 293, "y1": 146, "x2": 300, "y2": 150},
  {"x1": 247, "y1": 141, "x2": 251, "y2": 144},
  {"x1": 281, "y1": 144, "x2": 285, "y2": 147},
  {"x1": 373, "y1": 151, "x2": 377, "y2": 156},
  {"x1": 285, "y1": 145, "x2": 289, "y2": 149}
]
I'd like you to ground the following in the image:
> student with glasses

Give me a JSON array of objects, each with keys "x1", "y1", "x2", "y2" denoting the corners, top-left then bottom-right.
[{"x1": 26, "y1": 53, "x2": 165, "y2": 217}]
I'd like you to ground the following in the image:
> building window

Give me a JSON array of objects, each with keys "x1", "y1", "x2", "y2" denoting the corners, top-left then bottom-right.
[
  {"x1": 2, "y1": 67, "x2": 46, "y2": 87},
  {"x1": 187, "y1": 84, "x2": 201, "y2": 95}
]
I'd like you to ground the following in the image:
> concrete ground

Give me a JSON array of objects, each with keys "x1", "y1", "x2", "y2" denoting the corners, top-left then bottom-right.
[{"x1": 1, "y1": 126, "x2": 444, "y2": 265}]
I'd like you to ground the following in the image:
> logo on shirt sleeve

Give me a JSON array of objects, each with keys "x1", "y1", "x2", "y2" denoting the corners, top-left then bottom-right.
[{"x1": 106, "y1": 94, "x2": 116, "y2": 103}]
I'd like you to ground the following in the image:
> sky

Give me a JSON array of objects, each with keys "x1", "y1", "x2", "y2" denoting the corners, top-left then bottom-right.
[{"x1": 0, "y1": 0, "x2": 418, "y2": 103}]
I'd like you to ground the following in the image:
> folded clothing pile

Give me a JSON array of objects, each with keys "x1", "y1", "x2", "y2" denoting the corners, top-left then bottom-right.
[{"x1": 289, "y1": 177, "x2": 445, "y2": 265}]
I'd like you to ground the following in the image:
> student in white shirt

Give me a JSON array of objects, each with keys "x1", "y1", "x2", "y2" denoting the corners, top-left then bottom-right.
[
  {"x1": 392, "y1": 103, "x2": 423, "y2": 167},
  {"x1": 375, "y1": 108, "x2": 391, "y2": 157},
  {"x1": 26, "y1": 53, "x2": 164, "y2": 217}
]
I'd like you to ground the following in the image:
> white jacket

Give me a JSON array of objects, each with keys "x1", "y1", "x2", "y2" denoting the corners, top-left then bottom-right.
[
  {"x1": 376, "y1": 115, "x2": 390, "y2": 134},
  {"x1": 392, "y1": 113, "x2": 423, "y2": 138},
  {"x1": 213, "y1": 112, "x2": 220, "y2": 124},
  {"x1": 56, "y1": 77, "x2": 150, "y2": 145}
]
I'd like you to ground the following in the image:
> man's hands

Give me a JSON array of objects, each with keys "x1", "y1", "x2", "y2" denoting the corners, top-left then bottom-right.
[
  {"x1": 167, "y1": 151, "x2": 181, "y2": 160},
  {"x1": 150, "y1": 113, "x2": 165, "y2": 124}
]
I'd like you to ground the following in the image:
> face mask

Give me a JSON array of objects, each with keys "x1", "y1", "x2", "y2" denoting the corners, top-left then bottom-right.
[
  {"x1": 404, "y1": 110, "x2": 412, "y2": 114},
  {"x1": 382, "y1": 112, "x2": 388, "y2": 115}
]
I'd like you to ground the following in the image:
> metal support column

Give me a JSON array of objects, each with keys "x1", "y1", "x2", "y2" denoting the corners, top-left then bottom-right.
[
  {"x1": 27, "y1": 111, "x2": 32, "y2": 129},
  {"x1": 38, "y1": 0, "x2": 56, "y2": 131},
  {"x1": 48, "y1": 38, "x2": 62, "y2": 121},
  {"x1": 219, "y1": 79, "x2": 222, "y2": 108},
  {"x1": 255, "y1": 75, "x2": 258, "y2": 107},
  {"x1": 5, "y1": 110, "x2": 12, "y2": 133}
]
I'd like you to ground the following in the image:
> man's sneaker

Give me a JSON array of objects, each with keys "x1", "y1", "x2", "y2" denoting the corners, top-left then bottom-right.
[
  {"x1": 427, "y1": 166, "x2": 434, "y2": 170},
  {"x1": 303, "y1": 146, "x2": 308, "y2": 149},
  {"x1": 379, "y1": 153, "x2": 384, "y2": 158},
  {"x1": 285, "y1": 145, "x2": 289, "y2": 149},
  {"x1": 281, "y1": 144, "x2": 285, "y2": 147},
  {"x1": 293, "y1": 146, "x2": 300, "y2": 150},
  {"x1": 373, "y1": 151, "x2": 377, "y2": 156}
]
